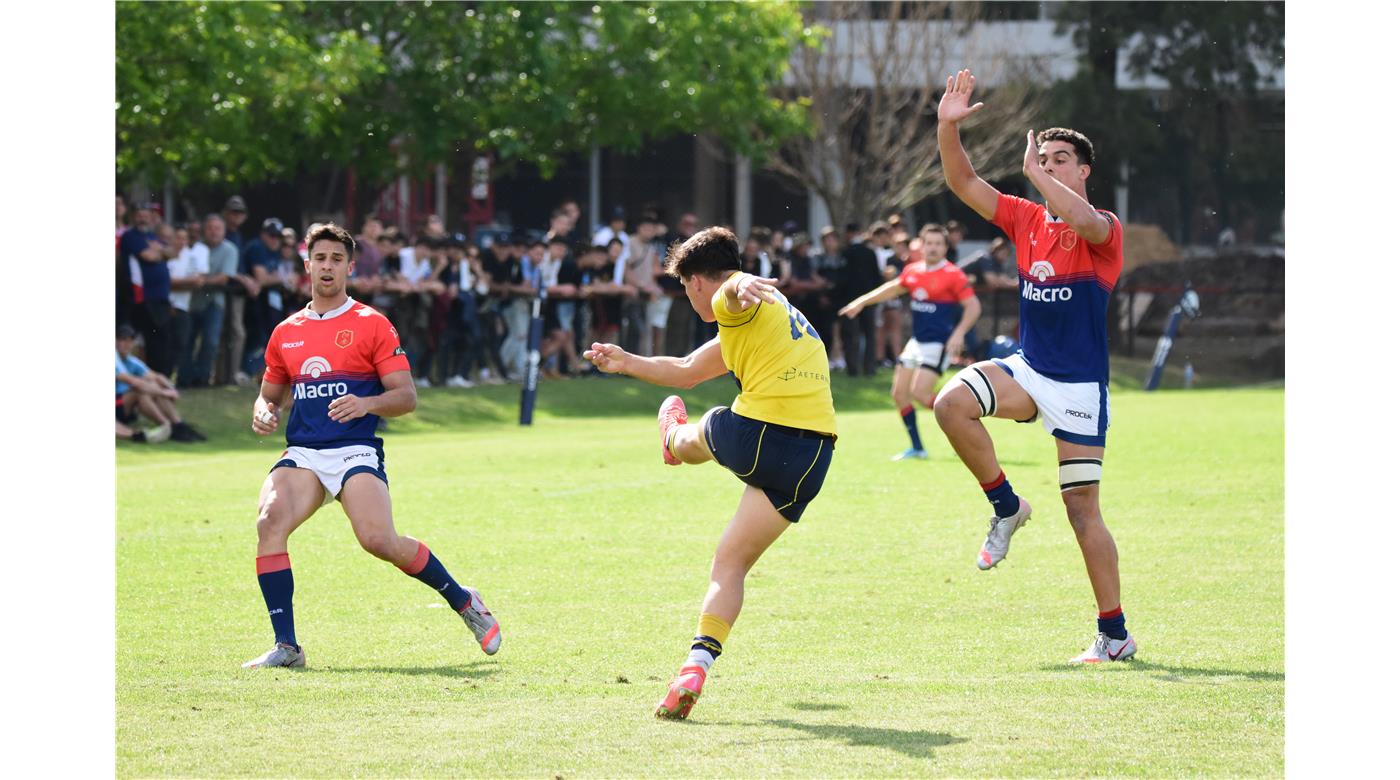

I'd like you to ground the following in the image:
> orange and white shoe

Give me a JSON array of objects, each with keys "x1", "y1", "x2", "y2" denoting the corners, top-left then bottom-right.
[
  {"x1": 658, "y1": 395, "x2": 688, "y2": 466},
  {"x1": 654, "y1": 664, "x2": 706, "y2": 719},
  {"x1": 1069, "y1": 632, "x2": 1137, "y2": 664}
]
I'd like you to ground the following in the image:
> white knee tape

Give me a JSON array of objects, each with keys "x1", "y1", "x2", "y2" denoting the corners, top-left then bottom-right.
[
  {"x1": 1059, "y1": 458, "x2": 1103, "y2": 492},
  {"x1": 949, "y1": 364, "x2": 998, "y2": 417}
]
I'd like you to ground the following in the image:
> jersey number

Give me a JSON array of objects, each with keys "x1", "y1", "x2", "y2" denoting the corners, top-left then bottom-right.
[{"x1": 784, "y1": 300, "x2": 819, "y2": 341}]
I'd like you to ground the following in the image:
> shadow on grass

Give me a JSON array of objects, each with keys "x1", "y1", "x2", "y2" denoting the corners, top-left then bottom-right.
[
  {"x1": 760, "y1": 718, "x2": 967, "y2": 758},
  {"x1": 315, "y1": 662, "x2": 502, "y2": 680},
  {"x1": 789, "y1": 701, "x2": 849, "y2": 712},
  {"x1": 1041, "y1": 659, "x2": 1283, "y2": 683}
]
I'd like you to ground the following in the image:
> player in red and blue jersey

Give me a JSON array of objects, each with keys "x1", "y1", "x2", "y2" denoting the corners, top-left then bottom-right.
[
  {"x1": 241, "y1": 223, "x2": 501, "y2": 669},
  {"x1": 839, "y1": 223, "x2": 980, "y2": 461},
  {"x1": 932, "y1": 69, "x2": 1135, "y2": 663}
]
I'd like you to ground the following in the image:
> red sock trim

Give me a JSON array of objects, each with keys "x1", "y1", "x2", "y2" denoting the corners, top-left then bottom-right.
[
  {"x1": 899, "y1": 405, "x2": 915, "y2": 416},
  {"x1": 398, "y1": 541, "x2": 431, "y2": 575},
  {"x1": 922, "y1": 397, "x2": 937, "y2": 410},
  {"x1": 256, "y1": 553, "x2": 291, "y2": 575},
  {"x1": 979, "y1": 471, "x2": 1007, "y2": 491},
  {"x1": 1098, "y1": 605, "x2": 1123, "y2": 619}
]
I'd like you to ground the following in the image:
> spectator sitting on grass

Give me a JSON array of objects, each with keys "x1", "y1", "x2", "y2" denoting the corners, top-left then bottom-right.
[{"x1": 116, "y1": 324, "x2": 206, "y2": 443}]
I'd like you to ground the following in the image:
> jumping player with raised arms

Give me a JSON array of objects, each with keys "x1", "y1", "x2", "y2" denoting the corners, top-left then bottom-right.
[
  {"x1": 584, "y1": 227, "x2": 837, "y2": 718},
  {"x1": 243, "y1": 223, "x2": 501, "y2": 669},
  {"x1": 838, "y1": 223, "x2": 981, "y2": 461},
  {"x1": 933, "y1": 69, "x2": 1135, "y2": 663}
]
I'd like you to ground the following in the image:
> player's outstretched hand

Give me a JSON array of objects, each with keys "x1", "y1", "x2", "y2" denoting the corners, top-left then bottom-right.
[
  {"x1": 735, "y1": 274, "x2": 781, "y2": 309},
  {"x1": 1022, "y1": 129, "x2": 1039, "y2": 177},
  {"x1": 583, "y1": 342, "x2": 630, "y2": 374},
  {"x1": 938, "y1": 69, "x2": 985, "y2": 125},
  {"x1": 328, "y1": 394, "x2": 371, "y2": 423},
  {"x1": 837, "y1": 300, "x2": 863, "y2": 319},
  {"x1": 251, "y1": 401, "x2": 279, "y2": 436}
]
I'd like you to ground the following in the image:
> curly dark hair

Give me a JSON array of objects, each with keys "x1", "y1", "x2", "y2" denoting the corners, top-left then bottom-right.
[
  {"x1": 303, "y1": 222, "x2": 357, "y2": 257},
  {"x1": 1036, "y1": 127, "x2": 1095, "y2": 166},
  {"x1": 664, "y1": 226, "x2": 742, "y2": 280}
]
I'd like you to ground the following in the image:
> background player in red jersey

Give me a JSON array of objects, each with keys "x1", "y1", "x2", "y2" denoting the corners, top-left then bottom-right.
[
  {"x1": 242, "y1": 223, "x2": 500, "y2": 669},
  {"x1": 932, "y1": 69, "x2": 1135, "y2": 663},
  {"x1": 838, "y1": 223, "x2": 980, "y2": 461}
]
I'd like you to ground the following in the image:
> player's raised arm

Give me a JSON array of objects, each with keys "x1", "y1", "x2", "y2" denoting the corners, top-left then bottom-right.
[
  {"x1": 721, "y1": 272, "x2": 781, "y2": 315},
  {"x1": 937, "y1": 69, "x2": 1001, "y2": 221},
  {"x1": 1020, "y1": 130, "x2": 1112, "y2": 245},
  {"x1": 838, "y1": 278, "x2": 906, "y2": 319},
  {"x1": 584, "y1": 336, "x2": 727, "y2": 390}
]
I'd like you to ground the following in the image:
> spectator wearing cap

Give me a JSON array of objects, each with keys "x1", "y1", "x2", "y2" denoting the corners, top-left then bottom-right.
[
  {"x1": 116, "y1": 324, "x2": 206, "y2": 443},
  {"x1": 120, "y1": 201, "x2": 179, "y2": 375},
  {"x1": 945, "y1": 219, "x2": 965, "y2": 264},
  {"x1": 222, "y1": 196, "x2": 248, "y2": 252},
  {"x1": 238, "y1": 218, "x2": 287, "y2": 379}
]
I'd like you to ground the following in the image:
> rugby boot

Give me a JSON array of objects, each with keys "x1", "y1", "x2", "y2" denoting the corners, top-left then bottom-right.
[
  {"x1": 460, "y1": 586, "x2": 501, "y2": 655},
  {"x1": 658, "y1": 395, "x2": 688, "y2": 466},
  {"x1": 242, "y1": 642, "x2": 305, "y2": 669},
  {"x1": 655, "y1": 664, "x2": 707, "y2": 720},
  {"x1": 977, "y1": 497, "x2": 1032, "y2": 570},
  {"x1": 891, "y1": 447, "x2": 929, "y2": 461},
  {"x1": 1069, "y1": 632, "x2": 1137, "y2": 664}
]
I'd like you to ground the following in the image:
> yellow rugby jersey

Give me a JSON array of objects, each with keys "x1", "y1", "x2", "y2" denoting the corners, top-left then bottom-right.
[{"x1": 711, "y1": 284, "x2": 837, "y2": 435}]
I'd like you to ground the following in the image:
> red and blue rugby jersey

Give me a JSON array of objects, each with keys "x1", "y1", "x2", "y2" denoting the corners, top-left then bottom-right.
[
  {"x1": 898, "y1": 260, "x2": 974, "y2": 344},
  {"x1": 263, "y1": 298, "x2": 411, "y2": 450},
  {"x1": 992, "y1": 193, "x2": 1123, "y2": 383}
]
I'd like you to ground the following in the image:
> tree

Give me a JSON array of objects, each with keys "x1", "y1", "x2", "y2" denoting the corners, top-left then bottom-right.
[
  {"x1": 117, "y1": 1, "x2": 818, "y2": 195},
  {"x1": 1050, "y1": 2, "x2": 1285, "y2": 243},
  {"x1": 115, "y1": 1, "x2": 381, "y2": 187},
  {"x1": 761, "y1": 1, "x2": 1043, "y2": 232}
]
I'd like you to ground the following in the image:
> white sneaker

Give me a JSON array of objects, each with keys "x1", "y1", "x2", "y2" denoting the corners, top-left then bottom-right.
[
  {"x1": 446, "y1": 375, "x2": 475, "y2": 388},
  {"x1": 1069, "y1": 632, "x2": 1137, "y2": 664},
  {"x1": 977, "y1": 497, "x2": 1032, "y2": 570},
  {"x1": 830, "y1": 357, "x2": 847, "y2": 371},
  {"x1": 146, "y1": 423, "x2": 172, "y2": 443},
  {"x1": 414, "y1": 377, "x2": 432, "y2": 388},
  {"x1": 242, "y1": 642, "x2": 305, "y2": 669},
  {"x1": 234, "y1": 371, "x2": 252, "y2": 387}
]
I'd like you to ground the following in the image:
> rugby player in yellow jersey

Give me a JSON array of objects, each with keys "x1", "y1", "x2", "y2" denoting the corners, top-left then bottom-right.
[{"x1": 584, "y1": 227, "x2": 837, "y2": 720}]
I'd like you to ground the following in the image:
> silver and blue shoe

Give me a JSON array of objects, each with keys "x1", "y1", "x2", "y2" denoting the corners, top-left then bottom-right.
[
  {"x1": 460, "y1": 587, "x2": 501, "y2": 655},
  {"x1": 977, "y1": 497, "x2": 1032, "y2": 570}
]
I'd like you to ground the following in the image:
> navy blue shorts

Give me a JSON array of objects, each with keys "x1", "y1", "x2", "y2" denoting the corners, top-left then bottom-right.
[{"x1": 703, "y1": 407, "x2": 835, "y2": 522}]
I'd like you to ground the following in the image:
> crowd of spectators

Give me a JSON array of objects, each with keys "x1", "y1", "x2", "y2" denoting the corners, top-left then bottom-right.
[{"x1": 115, "y1": 191, "x2": 1022, "y2": 441}]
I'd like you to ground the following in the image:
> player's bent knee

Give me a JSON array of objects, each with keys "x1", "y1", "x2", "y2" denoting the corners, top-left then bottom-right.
[
  {"x1": 356, "y1": 530, "x2": 398, "y2": 560},
  {"x1": 937, "y1": 365, "x2": 998, "y2": 419}
]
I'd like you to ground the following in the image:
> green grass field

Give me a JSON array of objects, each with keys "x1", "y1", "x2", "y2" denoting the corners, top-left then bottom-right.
[{"x1": 116, "y1": 371, "x2": 1283, "y2": 777}]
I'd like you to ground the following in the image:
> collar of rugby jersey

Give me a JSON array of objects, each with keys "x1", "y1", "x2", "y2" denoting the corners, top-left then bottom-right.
[{"x1": 304, "y1": 296, "x2": 356, "y2": 320}]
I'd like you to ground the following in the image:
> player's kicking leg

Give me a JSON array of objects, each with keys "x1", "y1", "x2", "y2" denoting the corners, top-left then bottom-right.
[
  {"x1": 244, "y1": 467, "x2": 324, "y2": 668},
  {"x1": 658, "y1": 396, "x2": 717, "y2": 466},
  {"x1": 1055, "y1": 441, "x2": 1135, "y2": 663},
  {"x1": 656, "y1": 485, "x2": 790, "y2": 720},
  {"x1": 933, "y1": 361, "x2": 1038, "y2": 569},
  {"x1": 339, "y1": 473, "x2": 501, "y2": 655}
]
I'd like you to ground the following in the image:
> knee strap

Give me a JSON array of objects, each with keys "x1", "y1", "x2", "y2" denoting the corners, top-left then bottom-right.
[
  {"x1": 948, "y1": 364, "x2": 998, "y2": 417},
  {"x1": 1059, "y1": 458, "x2": 1103, "y2": 492}
]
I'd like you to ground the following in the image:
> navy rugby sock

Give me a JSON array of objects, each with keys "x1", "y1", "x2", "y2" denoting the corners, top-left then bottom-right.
[
  {"x1": 255, "y1": 553, "x2": 298, "y2": 649},
  {"x1": 980, "y1": 471, "x2": 1021, "y2": 519},
  {"x1": 399, "y1": 541, "x2": 471, "y2": 613},
  {"x1": 899, "y1": 405, "x2": 924, "y2": 451},
  {"x1": 1097, "y1": 606, "x2": 1128, "y2": 641}
]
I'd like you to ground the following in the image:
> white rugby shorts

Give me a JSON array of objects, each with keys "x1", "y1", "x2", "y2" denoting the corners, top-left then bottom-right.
[
  {"x1": 993, "y1": 352, "x2": 1110, "y2": 447},
  {"x1": 272, "y1": 444, "x2": 387, "y2": 505},
  {"x1": 899, "y1": 338, "x2": 949, "y2": 373}
]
